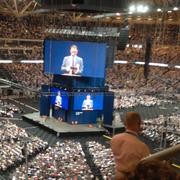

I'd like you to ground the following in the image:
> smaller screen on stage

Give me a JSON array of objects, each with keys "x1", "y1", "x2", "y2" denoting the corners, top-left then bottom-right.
[
  {"x1": 44, "y1": 40, "x2": 106, "y2": 78},
  {"x1": 50, "y1": 87, "x2": 69, "y2": 110},
  {"x1": 73, "y1": 93, "x2": 104, "y2": 111}
]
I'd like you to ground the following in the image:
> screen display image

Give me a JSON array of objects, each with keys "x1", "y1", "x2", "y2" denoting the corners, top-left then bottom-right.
[
  {"x1": 51, "y1": 87, "x2": 69, "y2": 110},
  {"x1": 44, "y1": 40, "x2": 106, "y2": 78},
  {"x1": 73, "y1": 93, "x2": 104, "y2": 111}
]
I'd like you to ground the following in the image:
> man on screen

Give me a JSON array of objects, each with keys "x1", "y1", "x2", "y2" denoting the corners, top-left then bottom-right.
[
  {"x1": 61, "y1": 45, "x2": 84, "y2": 75},
  {"x1": 82, "y1": 94, "x2": 93, "y2": 110},
  {"x1": 55, "y1": 91, "x2": 62, "y2": 108}
]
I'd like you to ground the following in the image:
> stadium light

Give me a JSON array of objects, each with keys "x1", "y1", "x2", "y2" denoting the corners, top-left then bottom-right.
[
  {"x1": 0, "y1": 60, "x2": 12, "y2": 63},
  {"x1": 21, "y1": 60, "x2": 44, "y2": 63},
  {"x1": 114, "y1": 60, "x2": 128, "y2": 64},
  {"x1": 129, "y1": 4, "x2": 149, "y2": 13}
]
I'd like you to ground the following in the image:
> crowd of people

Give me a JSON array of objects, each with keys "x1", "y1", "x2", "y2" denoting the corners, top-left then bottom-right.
[
  {"x1": 113, "y1": 94, "x2": 172, "y2": 109},
  {"x1": 87, "y1": 141, "x2": 115, "y2": 179},
  {"x1": 106, "y1": 65, "x2": 180, "y2": 93},
  {"x1": 1, "y1": 63, "x2": 49, "y2": 90},
  {"x1": 0, "y1": 120, "x2": 48, "y2": 172},
  {"x1": 0, "y1": 14, "x2": 179, "y2": 92},
  {"x1": 0, "y1": 99, "x2": 21, "y2": 118},
  {"x1": 12, "y1": 141, "x2": 93, "y2": 179},
  {"x1": 142, "y1": 114, "x2": 180, "y2": 147}
]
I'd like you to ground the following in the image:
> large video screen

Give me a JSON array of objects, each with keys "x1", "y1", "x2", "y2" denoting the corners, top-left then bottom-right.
[
  {"x1": 44, "y1": 40, "x2": 106, "y2": 78},
  {"x1": 73, "y1": 93, "x2": 104, "y2": 111},
  {"x1": 50, "y1": 87, "x2": 69, "y2": 110}
]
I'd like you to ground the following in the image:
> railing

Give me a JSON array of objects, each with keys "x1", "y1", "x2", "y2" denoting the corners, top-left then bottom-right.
[
  {"x1": 142, "y1": 144, "x2": 180, "y2": 162},
  {"x1": 0, "y1": 78, "x2": 39, "y2": 93}
]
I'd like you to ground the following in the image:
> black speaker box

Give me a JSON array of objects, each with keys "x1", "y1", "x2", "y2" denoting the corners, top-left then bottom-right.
[{"x1": 117, "y1": 27, "x2": 129, "y2": 51}]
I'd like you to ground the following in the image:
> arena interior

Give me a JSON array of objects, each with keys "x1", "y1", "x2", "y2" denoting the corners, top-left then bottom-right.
[{"x1": 0, "y1": 0, "x2": 180, "y2": 179}]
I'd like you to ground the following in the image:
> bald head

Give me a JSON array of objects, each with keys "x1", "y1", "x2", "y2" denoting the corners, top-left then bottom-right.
[{"x1": 125, "y1": 112, "x2": 142, "y2": 133}]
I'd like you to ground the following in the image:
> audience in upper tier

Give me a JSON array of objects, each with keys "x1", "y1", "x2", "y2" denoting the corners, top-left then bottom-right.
[
  {"x1": 2, "y1": 63, "x2": 49, "y2": 89},
  {"x1": 1, "y1": 63, "x2": 179, "y2": 92},
  {"x1": 0, "y1": 14, "x2": 179, "y2": 91},
  {"x1": 106, "y1": 65, "x2": 180, "y2": 92}
]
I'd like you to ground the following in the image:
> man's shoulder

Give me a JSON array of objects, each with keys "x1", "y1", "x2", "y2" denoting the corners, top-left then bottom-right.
[
  {"x1": 76, "y1": 56, "x2": 83, "y2": 61},
  {"x1": 112, "y1": 133, "x2": 126, "y2": 140},
  {"x1": 64, "y1": 56, "x2": 70, "y2": 59}
]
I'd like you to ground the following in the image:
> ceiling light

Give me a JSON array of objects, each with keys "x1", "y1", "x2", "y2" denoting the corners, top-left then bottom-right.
[
  {"x1": 157, "y1": 8, "x2": 162, "y2": 12},
  {"x1": 168, "y1": 10, "x2": 172, "y2": 13},
  {"x1": 173, "y1": 7, "x2": 178, "y2": 11},
  {"x1": 116, "y1": 12, "x2": 120, "y2": 16},
  {"x1": 134, "y1": 44, "x2": 138, "y2": 48}
]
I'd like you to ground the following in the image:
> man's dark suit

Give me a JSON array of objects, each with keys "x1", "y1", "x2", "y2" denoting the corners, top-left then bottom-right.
[{"x1": 61, "y1": 55, "x2": 83, "y2": 74}]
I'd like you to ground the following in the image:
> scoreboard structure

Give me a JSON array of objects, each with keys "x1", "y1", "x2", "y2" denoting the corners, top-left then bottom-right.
[{"x1": 40, "y1": 40, "x2": 114, "y2": 125}]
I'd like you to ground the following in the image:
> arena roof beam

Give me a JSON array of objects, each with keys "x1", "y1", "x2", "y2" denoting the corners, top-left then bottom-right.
[
  {"x1": 20, "y1": 1, "x2": 34, "y2": 16},
  {"x1": 3, "y1": 0, "x2": 15, "y2": 15}
]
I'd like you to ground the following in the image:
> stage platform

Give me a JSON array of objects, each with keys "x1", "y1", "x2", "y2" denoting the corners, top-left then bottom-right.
[{"x1": 22, "y1": 112, "x2": 107, "y2": 136}]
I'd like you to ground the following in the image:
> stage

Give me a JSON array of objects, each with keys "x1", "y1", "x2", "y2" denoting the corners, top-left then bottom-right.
[{"x1": 22, "y1": 112, "x2": 107, "y2": 136}]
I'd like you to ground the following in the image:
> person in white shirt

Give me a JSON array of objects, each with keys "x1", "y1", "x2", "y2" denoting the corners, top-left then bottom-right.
[
  {"x1": 82, "y1": 95, "x2": 93, "y2": 110},
  {"x1": 55, "y1": 91, "x2": 62, "y2": 108}
]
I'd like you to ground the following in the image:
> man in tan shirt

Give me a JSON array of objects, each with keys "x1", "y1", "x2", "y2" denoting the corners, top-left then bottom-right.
[{"x1": 111, "y1": 112, "x2": 150, "y2": 180}]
